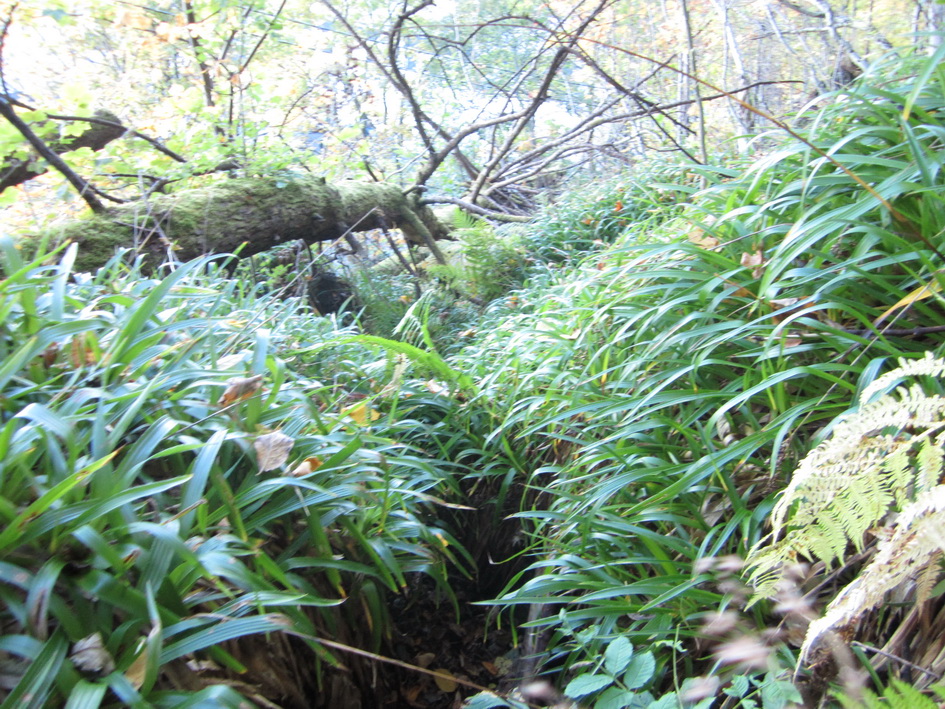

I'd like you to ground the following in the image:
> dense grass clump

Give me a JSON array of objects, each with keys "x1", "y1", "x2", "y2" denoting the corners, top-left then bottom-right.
[
  {"x1": 454, "y1": 42, "x2": 945, "y2": 706},
  {"x1": 0, "y1": 244, "x2": 471, "y2": 707}
]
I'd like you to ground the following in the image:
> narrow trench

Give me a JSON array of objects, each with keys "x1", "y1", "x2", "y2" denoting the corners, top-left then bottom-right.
[
  {"x1": 378, "y1": 489, "x2": 540, "y2": 709},
  {"x1": 317, "y1": 486, "x2": 543, "y2": 709}
]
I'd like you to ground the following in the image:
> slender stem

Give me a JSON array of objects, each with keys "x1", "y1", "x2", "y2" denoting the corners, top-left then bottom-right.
[{"x1": 851, "y1": 641, "x2": 944, "y2": 680}]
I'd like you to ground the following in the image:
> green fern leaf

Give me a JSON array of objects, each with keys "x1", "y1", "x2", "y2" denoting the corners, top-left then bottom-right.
[
  {"x1": 838, "y1": 678, "x2": 944, "y2": 708},
  {"x1": 747, "y1": 356, "x2": 945, "y2": 663}
]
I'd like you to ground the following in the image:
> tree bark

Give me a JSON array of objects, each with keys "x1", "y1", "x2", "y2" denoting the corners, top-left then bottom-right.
[{"x1": 41, "y1": 176, "x2": 451, "y2": 271}]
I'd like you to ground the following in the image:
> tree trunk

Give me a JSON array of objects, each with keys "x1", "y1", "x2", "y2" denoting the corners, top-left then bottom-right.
[{"x1": 41, "y1": 176, "x2": 450, "y2": 271}]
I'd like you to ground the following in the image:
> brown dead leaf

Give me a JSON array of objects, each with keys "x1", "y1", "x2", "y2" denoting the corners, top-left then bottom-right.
[
  {"x1": 254, "y1": 431, "x2": 295, "y2": 472},
  {"x1": 70, "y1": 333, "x2": 97, "y2": 367},
  {"x1": 740, "y1": 249, "x2": 764, "y2": 278},
  {"x1": 42, "y1": 342, "x2": 60, "y2": 369},
  {"x1": 218, "y1": 374, "x2": 263, "y2": 406},
  {"x1": 740, "y1": 250, "x2": 764, "y2": 267},
  {"x1": 688, "y1": 229, "x2": 721, "y2": 250},
  {"x1": 424, "y1": 380, "x2": 449, "y2": 396},
  {"x1": 291, "y1": 456, "x2": 323, "y2": 477},
  {"x1": 70, "y1": 633, "x2": 115, "y2": 675},
  {"x1": 481, "y1": 660, "x2": 499, "y2": 676},
  {"x1": 403, "y1": 685, "x2": 422, "y2": 703}
]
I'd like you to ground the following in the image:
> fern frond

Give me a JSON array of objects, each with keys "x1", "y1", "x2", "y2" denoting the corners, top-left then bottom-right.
[
  {"x1": 772, "y1": 388, "x2": 945, "y2": 531},
  {"x1": 915, "y1": 551, "x2": 942, "y2": 606},
  {"x1": 917, "y1": 435, "x2": 945, "y2": 494},
  {"x1": 394, "y1": 290, "x2": 438, "y2": 350},
  {"x1": 838, "y1": 679, "x2": 945, "y2": 709},
  {"x1": 800, "y1": 485, "x2": 945, "y2": 661},
  {"x1": 861, "y1": 351, "x2": 945, "y2": 403},
  {"x1": 747, "y1": 357, "x2": 945, "y2": 602}
]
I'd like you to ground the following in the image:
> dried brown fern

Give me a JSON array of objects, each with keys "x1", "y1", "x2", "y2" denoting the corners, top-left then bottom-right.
[{"x1": 746, "y1": 353, "x2": 945, "y2": 662}]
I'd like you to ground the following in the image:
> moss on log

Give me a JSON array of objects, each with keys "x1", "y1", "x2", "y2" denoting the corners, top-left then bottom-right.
[{"x1": 39, "y1": 176, "x2": 449, "y2": 271}]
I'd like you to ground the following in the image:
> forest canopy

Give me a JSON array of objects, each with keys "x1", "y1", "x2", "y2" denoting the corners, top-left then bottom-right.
[{"x1": 1, "y1": 0, "x2": 930, "y2": 265}]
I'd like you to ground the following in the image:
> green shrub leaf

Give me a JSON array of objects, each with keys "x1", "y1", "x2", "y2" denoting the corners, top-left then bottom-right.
[
  {"x1": 604, "y1": 636, "x2": 634, "y2": 675},
  {"x1": 622, "y1": 651, "x2": 655, "y2": 690},
  {"x1": 565, "y1": 674, "x2": 614, "y2": 698}
]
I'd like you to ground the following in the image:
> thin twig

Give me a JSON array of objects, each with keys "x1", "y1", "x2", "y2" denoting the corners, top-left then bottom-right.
[
  {"x1": 301, "y1": 634, "x2": 547, "y2": 709},
  {"x1": 184, "y1": 0, "x2": 216, "y2": 109},
  {"x1": 419, "y1": 194, "x2": 531, "y2": 222},
  {"x1": 15, "y1": 108, "x2": 188, "y2": 163},
  {"x1": 0, "y1": 1, "x2": 18, "y2": 98},
  {"x1": 570, "y1": 33, "x2": 945, "y2": 264},
  {"x1": 237, "y1": 0, "x2": 286, "y2": 75},
  {"x1": 851, "y1": 641, "x2": 944, "y2": 680}
]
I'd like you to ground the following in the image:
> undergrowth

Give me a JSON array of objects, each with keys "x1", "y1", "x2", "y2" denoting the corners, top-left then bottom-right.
[
  {"x1": 4, "y1": 38, "x2": 945, "y2": 709},
  {"x1": 454, "y1": 40, "x2": 945, "y2": 707},
  {"x1": 0, "y1": 243, "x2": 471, "y2": 707}
]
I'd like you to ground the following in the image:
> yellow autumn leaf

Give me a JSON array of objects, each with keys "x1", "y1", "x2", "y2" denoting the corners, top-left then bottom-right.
[
  {"x1": 874, "y1": 276, "x2": 944, "y2": 325},
  {"x1": 433, "y1": 668, "x2": 458, "y2": 692},
  {"x1": 342, "y1": 402, "x2": 381, "y2": 425}
]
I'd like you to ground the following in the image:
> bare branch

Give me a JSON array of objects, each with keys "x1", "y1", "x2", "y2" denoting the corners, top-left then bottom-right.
[
  {"x1": 42, "y1": 113, "x2": 187, "y2": 163},
  {"x1": 466, "y1": 0, "x2": 616, "y2": 205},
  {"x1": 183, "y1": 0, "x2": 216, "y2": 108},
  {"x1": 419, "y1": 194, "x2": 530, "y2": 222},
  {"x1": 0, "y1": 1, "x2": 18, "y2": 98},
  {"x1": 1, "y1": 96, "x2": 188, "y2": 164},
  {"x1": 0, "y1": 109, "x2": 125, "y2": 191},
  {"x1": 387, "y1": 1, "x2": 439, "y2": 158},
  {"x1": 321, "y1": 0, "x2": 479, "y2": 181},
  {"x1": 487, "y1": 80, "x2": 797, "y2": 193},
  {"x1": 777, "y1": 0, "x2": 825, "y2": 18},
  {"x1": 0, "y1": 98, "x2": 106, "y2": 212},
  {"x1": 237, "y1": 0, "x2": 287, "y2": 75}
]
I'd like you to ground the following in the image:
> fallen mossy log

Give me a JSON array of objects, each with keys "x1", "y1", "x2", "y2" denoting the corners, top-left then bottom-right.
[{"x1": 37, "y1": 176, "x2": 450, "y2": 271}]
